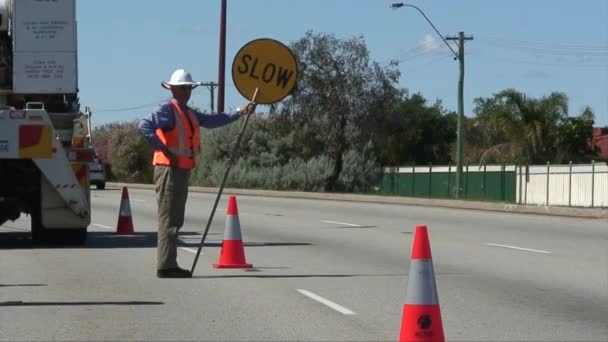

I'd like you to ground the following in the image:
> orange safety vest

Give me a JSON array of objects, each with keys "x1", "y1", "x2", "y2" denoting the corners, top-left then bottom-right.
[{"x1": 152, "y1": 99, "x2": 201, "y2": 170}]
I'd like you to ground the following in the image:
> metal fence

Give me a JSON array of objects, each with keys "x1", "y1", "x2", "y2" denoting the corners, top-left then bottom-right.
[
  {"x1": 516, "y1": 162, "x2": 608, "y2": 207},
  {"x1": 379, "y1": 164, "x2": 516, "y2": 202},
  {"x1": 379, "y1": 162, "x2": 608, "y2": 208}
]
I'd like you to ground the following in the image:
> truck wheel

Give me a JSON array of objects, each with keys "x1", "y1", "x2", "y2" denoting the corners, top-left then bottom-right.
[
  {"x1": 31, "y1": 208, "x2": 47, "y2": 244},
  {"x1": 31, "y1": 211, "x2": 87, "y2": 245},
  {"x1": 31, "y1": 180, "x2": 88, "y2": 245},
  {"x1": 31, "y1": 220, "x2": 44, "y2": 244}
]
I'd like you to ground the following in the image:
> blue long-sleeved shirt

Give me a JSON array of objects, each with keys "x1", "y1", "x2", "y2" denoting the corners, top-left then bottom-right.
[{"x1": 138, "y1": 100, "x2": 241, "y2": 150}]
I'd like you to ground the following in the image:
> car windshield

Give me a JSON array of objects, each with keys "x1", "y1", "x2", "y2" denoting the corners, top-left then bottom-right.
[{"x1": 89, "y1": 160, "x2": 102, "y2": 171}]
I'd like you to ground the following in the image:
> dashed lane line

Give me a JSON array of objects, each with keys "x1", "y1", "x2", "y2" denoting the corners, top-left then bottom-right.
[
  {"x1": 297, "y1": 289, "x2": 356, "y2": 315},
  {"x1": 179, "y1": 247, "x2": 202, "y2": 255},
  {"x1": 320, "y1": 220, "x2": 362, "y2": 227},
  {"x1": 486, "y1": 243, "x2": 552, "y2": 254},
  {"x1": 93, "y1": 223, "x2": 113, "y2": 230}
]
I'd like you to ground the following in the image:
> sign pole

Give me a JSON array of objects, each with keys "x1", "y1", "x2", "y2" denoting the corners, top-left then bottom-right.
[{"x1": 190, "y1": 88, "x2": 259, "y2": 274}]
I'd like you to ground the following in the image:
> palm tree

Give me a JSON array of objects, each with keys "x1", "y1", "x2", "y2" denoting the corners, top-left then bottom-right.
[{"x1": 475, "y1": 89, "x2": 568, "y2": 164}]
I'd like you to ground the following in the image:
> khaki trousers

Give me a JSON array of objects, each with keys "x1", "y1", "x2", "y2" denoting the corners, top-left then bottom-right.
[{"x1": 154, "y1": 165, "x2": 190, "y2": 270}]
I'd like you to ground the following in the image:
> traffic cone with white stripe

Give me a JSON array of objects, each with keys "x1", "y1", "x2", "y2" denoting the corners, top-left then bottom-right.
[
  {"x1": 116, "y1": 187, "x2": 134, "y2": 235},
  {"x1": 213, "y1": 196, "x2": 252, "y2": 268},
  {"x1": 399, "y1": 225, "x2": 444, "y2": 342}
]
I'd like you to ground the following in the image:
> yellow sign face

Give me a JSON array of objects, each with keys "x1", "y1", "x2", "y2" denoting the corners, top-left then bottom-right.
[{"x1": 232, "y1": 38, "x2": 298, "y2": 104}]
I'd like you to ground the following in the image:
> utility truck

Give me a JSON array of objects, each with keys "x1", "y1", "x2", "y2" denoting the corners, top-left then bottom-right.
[{"x1": 0, "y1": 0, "x2": 93, "y2": 244}]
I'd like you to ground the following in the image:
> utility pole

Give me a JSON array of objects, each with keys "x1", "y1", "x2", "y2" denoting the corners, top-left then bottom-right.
[
  {"x1": 217, "y1": 0, "x2": 227, "y2": 113},
  {"x1": 200, "y1": 82, "x2": 218, "y2": 112},
  {"x1": 446, "y1": 32, "x2": 473, "y2": 198},
  {"x1": 389, "y1": 3, "x2": 469, "y2": 198}
]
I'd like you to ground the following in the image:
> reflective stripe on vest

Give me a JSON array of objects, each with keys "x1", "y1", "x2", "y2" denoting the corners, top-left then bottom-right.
[{"x1": 167, "y1": 147, "x2": 196, "y2": 157}]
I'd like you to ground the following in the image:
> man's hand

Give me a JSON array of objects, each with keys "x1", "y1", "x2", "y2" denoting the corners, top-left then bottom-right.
[
  {"x1": 239, "y1": 102, "x2": 257, "y2": 116},
  {"x1": 163, "y1": 149, "x2": 178, "y2": 166}
]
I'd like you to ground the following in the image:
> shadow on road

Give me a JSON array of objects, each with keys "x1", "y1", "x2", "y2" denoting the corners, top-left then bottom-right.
[
  {"x1": 0, "y1": 301, "x2": 163, "y2": 307},
  {"x1": 0, "y1": 284, "x2": 47, "y2": 288},
  {"x1": 0, "y1": 231, "x2": 313, "y2": 250},
  {"x1": 193, "y1": 273, "x2": 405, "y2": 279}
]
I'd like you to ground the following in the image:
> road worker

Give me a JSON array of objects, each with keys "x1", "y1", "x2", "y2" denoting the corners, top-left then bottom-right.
[{"x1": 138, "y1": 69, "x2": 255, "y2": 278}]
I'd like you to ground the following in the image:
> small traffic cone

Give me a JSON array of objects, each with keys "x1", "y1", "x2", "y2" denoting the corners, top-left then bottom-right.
[
  {"x1": 213, "y1": 196, "x2": 252, "y2": 269},
  {"x1": 116, "y1": 187, "x2": 134, "y2": 235},
  {"x1": 399, "y1": 225, "x2": 444, "y2": 342}
]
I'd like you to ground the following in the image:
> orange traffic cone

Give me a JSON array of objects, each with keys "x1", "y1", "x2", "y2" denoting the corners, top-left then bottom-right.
[
  {"x1": 399, "y1": 225, "x2": 444, "y2": 342},
  {"x1": 116, "y1": 187, "x2": 134, "y2": 235},
  {"x1": 213, "y1": 196, "x2": 252, "y2": 269}
]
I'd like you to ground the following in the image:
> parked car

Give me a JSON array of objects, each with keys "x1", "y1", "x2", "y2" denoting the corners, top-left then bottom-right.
[{"x1": 89, "y1": 157, "x2": 106, "y2": 190}]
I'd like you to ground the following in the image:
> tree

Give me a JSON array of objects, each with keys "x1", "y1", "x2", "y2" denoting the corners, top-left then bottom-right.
[
  {"x1": 367, "y1": 92, "x2": 456, "y2": 166},
  {"x1": 270, "y1": 31, "x2": 401, "y2": 191},
  {"x1": 92, "y1": 121, "x2": 153, "y2": 183},
  {"x1": 555, "y1": 106, "x2": 597, "y2": 163},
  {"x1": 471, "y1": 89, "x2": 596, "y2": 164}
]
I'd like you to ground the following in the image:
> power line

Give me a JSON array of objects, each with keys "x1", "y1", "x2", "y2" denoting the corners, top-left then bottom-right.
[
  {"x1": 381, "y1": 40, "x2": 440, "y2": 63},
  {"x1": 381, "y1": 40, "x2": 452, "y2": 68},
  {"x1": 482, "y1": 41, "x2": 608, "y2": 57},
  {"x1": 492, "y1": 57, "x2": 607, "y2": 69},
  {"x1": 93, "y1": 82, "x2": 240, "y2": 114},
  {"x1": 476, "y1": 35, "x2": 608, "y2": 57},
  {"x1": 399, "y1": 53, "x2": 456, "y2": 74},
  {"x1": 95, "y1": 102, "x2": 160, "y2": 113},
  {"x1": 395, "y1": 40, "x2": 441, "y2": 58},
  {"x1": 480, "y1": 35, "x2": 608, "y2": 51}
]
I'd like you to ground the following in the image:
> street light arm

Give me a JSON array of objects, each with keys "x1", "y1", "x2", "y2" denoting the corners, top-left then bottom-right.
[{"x1": 391, "y1": 3, "x2": 459, "y2": 60}]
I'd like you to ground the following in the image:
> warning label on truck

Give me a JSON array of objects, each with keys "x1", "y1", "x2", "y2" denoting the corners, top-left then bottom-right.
[
  {"x1": 14, "y1": 0, "x2": 76, "y2": 52},
  {"x1": 13, "y1": 52, "x2": 77, "y2": 93}
]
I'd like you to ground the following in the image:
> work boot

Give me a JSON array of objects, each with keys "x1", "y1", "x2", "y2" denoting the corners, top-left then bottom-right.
[{"x1": 157, "y1": 267, "x2": 192, "y2": 278}]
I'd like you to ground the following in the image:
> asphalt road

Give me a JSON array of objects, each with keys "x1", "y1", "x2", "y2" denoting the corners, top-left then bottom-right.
[{"x1": 1, "y1": 187, "x2": 607, "y2": 341}]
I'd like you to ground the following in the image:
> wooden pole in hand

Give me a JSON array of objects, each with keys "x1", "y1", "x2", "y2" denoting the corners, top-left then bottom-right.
[{"x1": 190, "y1": 88, "x2": 259, "y2": 274}]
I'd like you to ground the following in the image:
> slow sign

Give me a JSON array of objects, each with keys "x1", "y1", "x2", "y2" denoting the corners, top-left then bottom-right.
[{"x1": 232, "y1": 38, "x2": 298, "y2": 104}]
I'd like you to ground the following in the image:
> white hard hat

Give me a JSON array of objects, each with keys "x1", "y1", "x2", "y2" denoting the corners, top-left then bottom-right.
[{"x1": 161, "y1": 69, "x2": 202, "y2": 89}]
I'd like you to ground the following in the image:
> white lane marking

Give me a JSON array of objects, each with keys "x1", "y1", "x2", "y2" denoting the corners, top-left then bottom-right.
[
  {"x1": 297, "y1": 289, "x2": 356, "y2": 315},
  {"x1": 486, "y1": 243, "x2": 552, "y2": 254},
  {"x1": 93, "y1": 223, "x2": 113, "y2": 230},
  {"x1": 0, "y1": 225, "x2": 28, "y2": 232},
  {"x1": 320, "y1": 220, "x2": 361, "y2": 227},
  {"x1": 179, "y1": 247, "x2": 202, "y2": 255},
  {"x1": 129, "y1": 198, "x2": 145, "y2": 202}
]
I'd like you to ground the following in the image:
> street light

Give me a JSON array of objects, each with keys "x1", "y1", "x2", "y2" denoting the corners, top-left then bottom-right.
[
  {"x1": 390, "y1": 3, "x2": 458, "y2": 60},
  {"x1": 390, "y1": 2, "x2": 470, "y2": 199}
]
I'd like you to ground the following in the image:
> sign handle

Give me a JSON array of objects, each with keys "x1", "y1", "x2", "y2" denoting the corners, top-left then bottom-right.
[{"x1": 190, "y1": 88, "x2": 259, "y2": 274}]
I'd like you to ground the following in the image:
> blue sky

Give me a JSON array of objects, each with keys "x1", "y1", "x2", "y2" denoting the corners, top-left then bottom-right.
[{"x1": 76, "y1": 0, "x2": 608, "y2": 127}]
